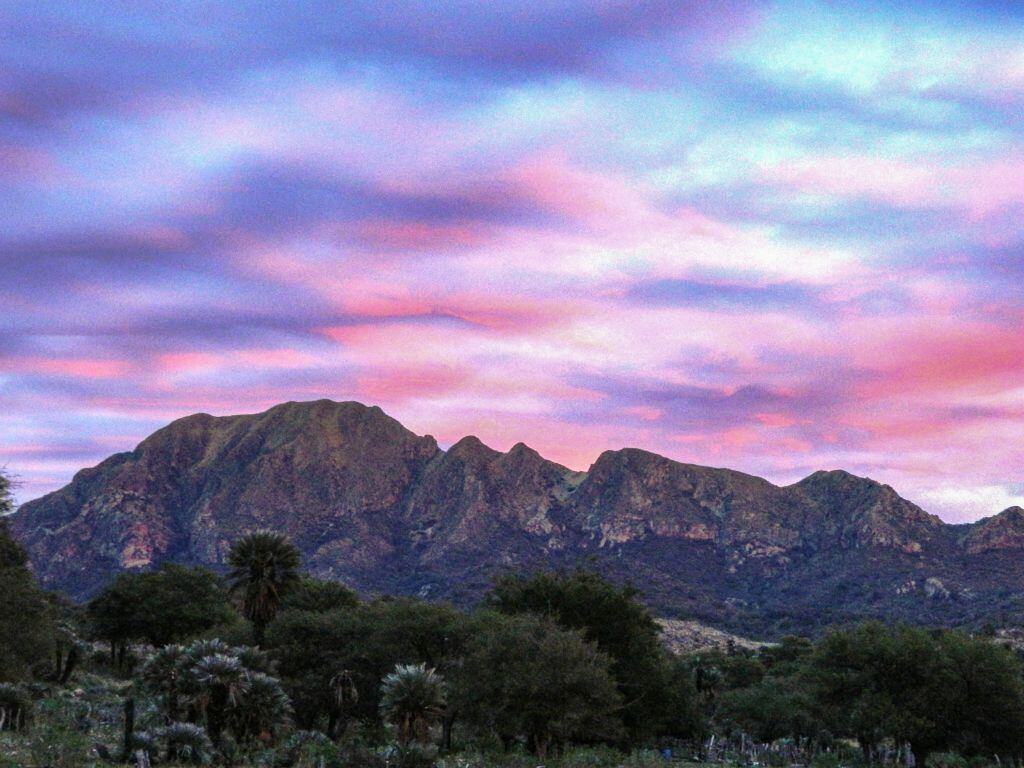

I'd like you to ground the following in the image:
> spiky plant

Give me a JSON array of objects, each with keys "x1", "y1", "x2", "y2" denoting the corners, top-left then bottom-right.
[
  {"x1": 379, "y1": 663, "x2": 446, "y2": 745},
  {"x1": 189, "y1": 653, "x2": 250, "y2": 744},
  {"x1": 231, "y1": 671, "x2": 292, "y2": 744},
  {"x1": 183, "y1": 638, "x2": 233, "y2": 662},
  {"x1": 235, "y1": 645, "x2": 276, "y2": 675},
  {"x1": 226, "y1": 531, "x2": 301, "y2": 646},
  {"x1": 141, "y1": 644, "x2": 187, "y2": 721},
  {"x1": 159, "y1": 722, "x2": 214, "y2": 764}
]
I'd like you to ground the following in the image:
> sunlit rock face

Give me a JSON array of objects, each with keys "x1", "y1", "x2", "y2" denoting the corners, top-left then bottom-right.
[
  {"x1": 11, "y1": 400, "x2": 1024, "y2": 635},
  {"x1": 962, "y1": 507, "x2": 1024, "y2": 554}
]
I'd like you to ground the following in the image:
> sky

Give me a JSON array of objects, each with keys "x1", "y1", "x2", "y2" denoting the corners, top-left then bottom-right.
[{"x1": 2, "y1": 1, "x2": 1023, "y2": 522}]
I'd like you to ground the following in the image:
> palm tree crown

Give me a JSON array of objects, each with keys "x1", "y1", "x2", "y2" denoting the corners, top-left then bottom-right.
[
  {"x1": 227, "y1": 531, "x2": 301, "y2": 646},
  {"x1": 379, "y1": 663, "x2": 446, "y2": 745}
]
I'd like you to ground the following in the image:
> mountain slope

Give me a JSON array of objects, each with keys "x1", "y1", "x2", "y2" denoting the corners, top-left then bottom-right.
[{"x1": 10, "y1": 400, "x2": 1024, "y2": 635}]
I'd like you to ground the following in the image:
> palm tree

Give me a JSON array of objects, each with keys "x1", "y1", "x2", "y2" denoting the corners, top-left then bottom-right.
[
  {"x1": 140, "y1": 644, "x2": 187, "y2": 722},
  {"x1": 379, "y1": 663, "x2": 446, "y2": 745},
  {"x1": 231, "y1": 672, "x2": 292, "y2": 744},
  {"x1": 189, "y1": 653, "x2": 249, "y2": 745},
  {"x1": 226, "y1": 532, "x2": 301, "y2": 646},
  {"x1": 328, "y1": 669, "x2": 359, "y2": 739}
]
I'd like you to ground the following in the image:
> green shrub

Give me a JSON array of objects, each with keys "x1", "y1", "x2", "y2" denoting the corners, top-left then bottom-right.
[
  {"x1": 929, "y1": 754, "x2": 969, "y2": 768},
  {"x1": 159, "y1": 721, "x2": 215, "y2": 764},
  {"x1": 277, "y1": 729, "x2": 340, "y2": 767}
]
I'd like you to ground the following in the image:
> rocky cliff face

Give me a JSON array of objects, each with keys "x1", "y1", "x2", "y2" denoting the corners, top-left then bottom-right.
[{"x1": 10, "y1": 400, "x2": 1023, "y2": 635}]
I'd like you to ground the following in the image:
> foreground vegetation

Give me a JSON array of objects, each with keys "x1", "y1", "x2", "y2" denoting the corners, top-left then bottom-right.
[{"x1": 3, "y1": 469, "x2": 1024, "y2": 767}]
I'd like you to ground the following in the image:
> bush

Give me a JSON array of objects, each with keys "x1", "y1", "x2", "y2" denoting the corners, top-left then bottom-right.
[
  {"x1": 159, "y1": 721, "x2": 215, "y2": 764},
  {"x1": 276, "y1": 729, "x2": 337, "y2": 767}
]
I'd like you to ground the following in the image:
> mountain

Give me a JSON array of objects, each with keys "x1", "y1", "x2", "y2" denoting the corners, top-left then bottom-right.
[{"x1": 10, "y1": 400, "x2": 1024, "y2": 636}]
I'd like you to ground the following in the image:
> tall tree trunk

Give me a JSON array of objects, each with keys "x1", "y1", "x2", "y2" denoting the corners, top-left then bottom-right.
[
  {"x1": 122, "y1": 697, "x2": 136, "y2": 762},
  {"x1": 208, "y1": 689, "x2": 228, "y2": 745},
  {"x1": 60, "y1": 644, "x2": 79, "y2": 684},
  {"x1": 441, "y1": 712, "x2": 455, "y2": 752}
]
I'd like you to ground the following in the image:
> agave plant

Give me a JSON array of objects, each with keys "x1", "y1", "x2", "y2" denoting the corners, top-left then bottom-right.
[
  {"x1": 231, "y1": 671, "x2": 292, "y2": 744},
  {"x1": 379, "y1": 663, "x2": 446, "y2": 745}
]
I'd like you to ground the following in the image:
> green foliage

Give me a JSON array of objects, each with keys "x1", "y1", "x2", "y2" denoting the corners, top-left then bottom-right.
[
  {"x1": 278, "y1": 729, "x2": 341, "y2": 767},
  {"x1": 268, "y1": 599, "x2": 471, "y2": 735},
  {"x1": 453, "y1": 612, "x2": 623, "y2": 757},
  {"x1": 488, "y1": 570, "x2": 681, "y2": 742},
  {"x1": 159, "y1": 721, "x2": 215, "y2": 764},
  {"x1": 807, "y1": 623, "x2": 1024, "y2": 765},
  {"x1": 227, "y1": 531, "x2": 302, "y2": 646},
  {"x1": 231, "y1": 671, "x2": 292, "y2": 744},
  {"x1": 0, "y1": 517, "x2": 56, "y2": 681},
  {"x1": 379, "y1": 663, "x2": 446, "y2": 745},
  {"x1": 717, "y1": 676, "x2": 821, "y2": 742},
  {"x1": 282, "y1": 575, "x2": 360, "y2": 613},
  {"x1": 140, "y1": 637, "x2": 292, "y2": 754},
  {"x1": 0, "y1": 470, "x2": 13, "y2": 518},
  {"x1": 86, "y1": 563, "x2": 234, "y2": 651}
]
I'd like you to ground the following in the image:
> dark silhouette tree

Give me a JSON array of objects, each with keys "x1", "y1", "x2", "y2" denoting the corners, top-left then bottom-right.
[
  {"x1": 227, "y1": 532, "x2": 301, "y2": 646},
  {"x1": 379, "y1": 663, "x2": 446, "y2": 745}
]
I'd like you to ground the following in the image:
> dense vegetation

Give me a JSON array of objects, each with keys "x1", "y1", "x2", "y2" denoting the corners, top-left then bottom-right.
[{"x1": 3, "y1": 470, "x2": 1024, "y2": 767}]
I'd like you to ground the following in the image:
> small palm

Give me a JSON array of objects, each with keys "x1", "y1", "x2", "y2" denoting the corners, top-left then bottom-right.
[{"x1": 379, "y1": 663, "x2": 446, "y2": 745}]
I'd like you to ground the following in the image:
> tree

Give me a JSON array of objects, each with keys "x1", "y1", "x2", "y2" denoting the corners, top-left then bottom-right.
[
  {"x1": 0, "y1": 470, "x2": 13, "y2": 517},
  {"x1": 231, "y1": 672, "x2": 292, "y2": 745},
  {"x1": 938, "y1": 631, "x2": 1024, "y2": 760},
  {"x1": 267, "y1": 599, "x2": 472, "y2": 739},
  {"x1": 453, "y1": 612, "x2": 623, "y2": 757},
  {"x1": 488, "y1": 570, "x2": 671, "y2": 743},
  {"x1": 0, "y1": 501, "x2": 56, "y2": 681},
  {"x1": 379, "y1": 663, "x2": 446, "y2": 745},
  {"x1": 227, "y1": 532, "x2": 301, "y2": 646},
  {"x1": 281, "y1": 575, "x2": 359, "y2": 613},
  {"x1": 187, "y1": 653, "x2": 249, "y2": 745},
  {"x1": 808, "y1": 624, "x2": 953, "y2": 766},
  {"x1": 87, "y1": 565, "x2": 234, "y2": 661},
  {"x1": 140, "y1": 644, "x2": 188, "y2": 722},
  {"x1": 718, "y1": 676, "x2": 821, "y2": 744}
]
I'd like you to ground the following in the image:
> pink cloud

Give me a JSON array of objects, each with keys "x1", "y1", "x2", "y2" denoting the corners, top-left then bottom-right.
[
  {"x1": 761, "y1": 152, "x2": 1024, "y2": 220},
  {"x1": 2, "y1": 357, "x2": 132, "y2": 379}
]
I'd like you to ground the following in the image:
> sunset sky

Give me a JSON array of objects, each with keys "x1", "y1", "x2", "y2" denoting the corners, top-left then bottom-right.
[{"x1": 3, "y1": 1, "x2": 1023, "y2": 521}]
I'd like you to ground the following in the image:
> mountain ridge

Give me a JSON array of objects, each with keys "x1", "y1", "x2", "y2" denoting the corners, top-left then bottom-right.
[{"x1": 10, "y1": 399, "x2": 1024, "y2": 636}]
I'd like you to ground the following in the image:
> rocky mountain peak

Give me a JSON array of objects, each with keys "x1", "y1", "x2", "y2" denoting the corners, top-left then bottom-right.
[
  {"x1": 963, "y1": 506, "x2": 1024, "y2": 554},
  {"x1": 9, "y1": 399, "x2": 1023, "y2": 635}
]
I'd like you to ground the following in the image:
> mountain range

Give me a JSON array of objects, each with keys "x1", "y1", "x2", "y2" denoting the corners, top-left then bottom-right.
[{"x1": 11, "y1": 399, "x2": 1024, "y2": 636}]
